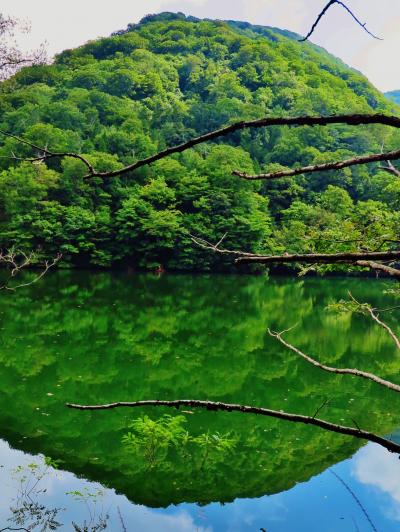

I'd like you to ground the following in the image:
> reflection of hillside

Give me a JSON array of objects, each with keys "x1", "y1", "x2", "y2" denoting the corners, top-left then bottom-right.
[{"x1": 0, "y1": 272, "x2": 399, "y2": 507}]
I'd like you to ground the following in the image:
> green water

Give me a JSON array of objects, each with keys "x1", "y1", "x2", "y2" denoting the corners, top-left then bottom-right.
[{"x1": 0, "y1": 272, "x2": 399, "y2": 509}]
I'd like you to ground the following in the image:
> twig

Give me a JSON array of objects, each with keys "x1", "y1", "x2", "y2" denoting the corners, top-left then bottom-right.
[
  {"x1": 300, "y1": 1, "x2": 382, "y2": 42},
  {"x1": 117, "y1": 507, "x2": 127, "y2": 532},
  {"x1": 65, "y1": 399, "x2": 400, "y2": 454},
  {"x1": 330, "y1": 469, "x2": 378, "y2": 532},
  {"x1": 380, "y1": 160, "x2": 400, "y2": 177},
  {"x1": 0, "y1": 528, "x2": 31, "y2": 532},
  {"x1": 312, "y1": 398, "x2": 330, "y2": 419}
]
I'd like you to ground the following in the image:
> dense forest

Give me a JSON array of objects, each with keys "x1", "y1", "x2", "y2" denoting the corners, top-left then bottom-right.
[{"x1": 0, "y1": 12, "x2": 399, "y2": 271}]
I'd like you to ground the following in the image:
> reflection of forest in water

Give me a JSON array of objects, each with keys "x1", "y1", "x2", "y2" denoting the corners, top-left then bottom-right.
[
  {"x1": 3, "y1": 438, "x2": 400, "y2": 531},
  {"x1": 0, "y1": 272, "x2": 399, "y2": 508}
]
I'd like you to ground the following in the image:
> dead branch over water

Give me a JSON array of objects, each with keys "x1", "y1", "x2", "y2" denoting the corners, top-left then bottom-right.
[{"x1": 66, "y1": 399, "x2": 400, "y2": 454}]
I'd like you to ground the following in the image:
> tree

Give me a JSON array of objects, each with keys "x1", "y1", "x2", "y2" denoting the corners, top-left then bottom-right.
[
  {"x1": 0, "y1": 15, "x2": 56, "y2": 290},
  {"x1": 0, "y1": 13, "x2": 46, "y2": 80}
]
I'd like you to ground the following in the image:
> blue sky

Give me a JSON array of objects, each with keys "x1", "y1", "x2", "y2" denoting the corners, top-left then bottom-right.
[{"x1": 2, "y1": 0, "x2": 399, "y2": 92}]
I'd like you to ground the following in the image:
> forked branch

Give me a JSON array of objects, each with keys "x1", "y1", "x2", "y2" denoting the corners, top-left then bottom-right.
[
  {"x1": 380, "y1": 159, "x2": 400, "y2": 178},
  {"x1": 65, "y1": 399, "x2": 400, "y2": 454},
  {"x1": 190, "y1": 234, "x2": 255, "y2": 257},
  {"x1": 0, "y1": 129, "x2": 95, "y2": 175},
  {"x1": 0, "y1": 251, "x2": 62, "y2": 290}
]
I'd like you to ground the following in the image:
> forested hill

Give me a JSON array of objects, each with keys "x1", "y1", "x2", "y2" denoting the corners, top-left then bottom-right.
[{"x1": 0, "y1": 12, "x2": 399, "y2": 271}]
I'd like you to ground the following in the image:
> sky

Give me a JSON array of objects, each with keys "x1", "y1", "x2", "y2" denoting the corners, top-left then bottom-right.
[{"x1": 2, "y1": 0, "x2": 399, "y2": 92}]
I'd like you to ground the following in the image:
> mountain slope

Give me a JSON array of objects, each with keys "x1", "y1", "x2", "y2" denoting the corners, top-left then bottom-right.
[{"x1": 0, "y1": 12, "x2": 399, "y2": 270}]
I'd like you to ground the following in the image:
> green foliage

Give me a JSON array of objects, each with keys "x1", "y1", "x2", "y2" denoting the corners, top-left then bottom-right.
[
  {"x1": 122, "y1": 414, "x2": 236, "y2": 469},
  {"x1": 0, "y1": 13, "x2": 398, "y2": 270},
  {"x1": 122, "y1": 414, "x2": 188, "y2": 466}
]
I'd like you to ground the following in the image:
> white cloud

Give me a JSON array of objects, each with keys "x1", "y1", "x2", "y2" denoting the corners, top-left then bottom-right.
[{"x1": 352, "y1": 443, "x2": 400, "y2": 520}]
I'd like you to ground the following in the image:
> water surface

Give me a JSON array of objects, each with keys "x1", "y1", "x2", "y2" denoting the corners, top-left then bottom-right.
[{"x1": 0, "y1": 272, "x2": 399, "y2": 530}]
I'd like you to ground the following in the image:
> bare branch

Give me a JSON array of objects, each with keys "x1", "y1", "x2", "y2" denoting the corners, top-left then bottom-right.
[
  {"x1": 235, "y1": 250, "x2": 400, "y2": 265},
  {"x1": 0, "y1": 58, "x2": 32, "y2": 69},
  {"x1": 83, "y1": 114, "x2": 400, "y2": 179},
  {"x1": 2, "y1": 114, "x2": 400, "y2": 180},
  {"x1": 0, "y1": 14, "x2": 47, "y2": 80},
  {"x1": 379, "y1": 144, "x2": 400, "y2": 177},
  {"x1": 190, "y1": 234, "x2": 254, "y2": 257},
  {"x1": 65, "y1": 399, "x2": 400, "y2": 454},
  {"x1": 192, "y1": 238, "x2": 400, "y2": 277},
  {"x1": 300, "y1": 0, "x2": 382, "y2": 42},
  {"x1": 233, "y1": 148, "x2": 400, "y2": 181},
  {"x1": 268, "y1": 328, "x2": 400, "y2": 393},
  {"x1": 0, "y1": 251, "x2": 62, "y2": 291}
]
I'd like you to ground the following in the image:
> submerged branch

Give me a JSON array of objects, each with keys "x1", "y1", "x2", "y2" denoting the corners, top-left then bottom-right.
[{"x1": 65, "y1": 399, "x2": 400, "y2": 454}]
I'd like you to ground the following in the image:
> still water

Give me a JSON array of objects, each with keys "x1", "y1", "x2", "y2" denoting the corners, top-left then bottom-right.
[{"x1": 0, "y1": 272, "x2": 399, "y2": 531}]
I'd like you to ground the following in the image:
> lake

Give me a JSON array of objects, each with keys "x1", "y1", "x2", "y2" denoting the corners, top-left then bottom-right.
[{"x1": 0, "y1": 271, "x2": 399, "y2": 531}]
